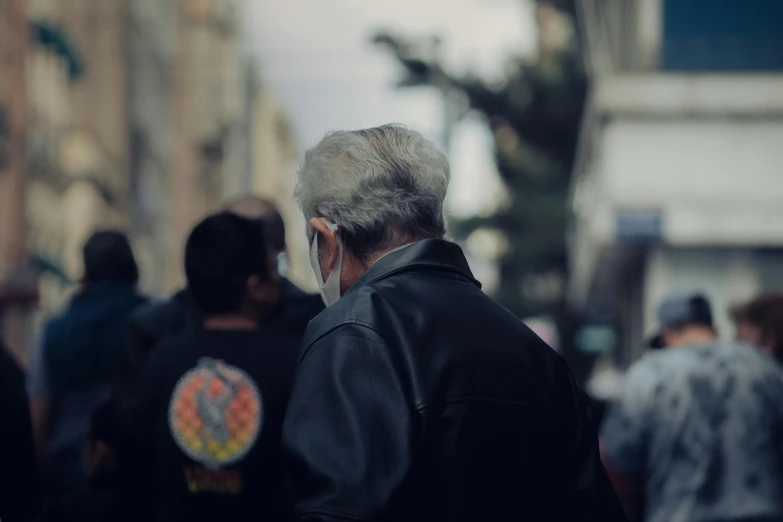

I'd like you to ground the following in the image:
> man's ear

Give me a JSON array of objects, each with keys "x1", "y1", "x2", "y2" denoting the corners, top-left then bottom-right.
[{"x1": 309, "y1": 218, "x2": 339, "y2": 274}]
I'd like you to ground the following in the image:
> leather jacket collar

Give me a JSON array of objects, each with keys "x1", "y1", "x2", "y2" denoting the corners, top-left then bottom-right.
[{"x1": 349, "y1": 239, "x2": 482, "y2": 294}]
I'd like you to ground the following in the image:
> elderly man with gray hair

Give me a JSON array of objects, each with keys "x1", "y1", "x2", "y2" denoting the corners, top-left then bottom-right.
[{"x1": 283, "y1": 124, "x2": 626, "y2": 521}]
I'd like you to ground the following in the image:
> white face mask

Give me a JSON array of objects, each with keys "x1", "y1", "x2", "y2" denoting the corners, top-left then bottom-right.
[
  {"x1": 275, "y1": 251, "x2": 289, "y2": 279},
  {"x1": 309, "y1": 218, "x2": 343, "y2": 306}
]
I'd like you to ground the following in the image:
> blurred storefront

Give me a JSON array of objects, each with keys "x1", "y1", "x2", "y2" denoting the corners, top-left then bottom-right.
[{"x1": 569, "y1": 0, "x2": 783, "y2": 375}]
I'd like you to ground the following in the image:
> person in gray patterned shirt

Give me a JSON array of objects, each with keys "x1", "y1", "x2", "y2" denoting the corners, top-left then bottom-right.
[{"x1": 602, "y1": 293, "x2": 783, "y2": 522}]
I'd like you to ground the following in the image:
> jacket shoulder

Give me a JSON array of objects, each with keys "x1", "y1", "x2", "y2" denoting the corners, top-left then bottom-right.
[{"x1": 301, "y1": 283, "x2": 380, "y2": 348}]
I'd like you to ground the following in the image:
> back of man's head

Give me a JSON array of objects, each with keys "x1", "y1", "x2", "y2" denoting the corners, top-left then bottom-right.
[
  {"x1": 185, "y1": 212, "x2": 270, "y2": 316},
  {"x1": 223, "y1": 195, "x2": 286, "y2": 254},
  {"x1": 82, "y1": 230, "x2": 139, "y2": 285},
  {"x1": 295, "y1": 124, "x2": 450, "y2": 262}
]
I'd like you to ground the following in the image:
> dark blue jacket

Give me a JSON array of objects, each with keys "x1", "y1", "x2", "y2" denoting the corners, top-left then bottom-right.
[{"x1": 42, "y1": 282, "x2": 147, "y2": 490}]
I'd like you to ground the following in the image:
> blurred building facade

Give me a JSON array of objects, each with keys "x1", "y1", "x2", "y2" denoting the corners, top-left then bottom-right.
[
  {"x1": 245, "y1": 77, "x2": 315, "y2": 291},
  {"x1": 0, "y1": 0, "x2": 299, "y2": 357},
  {"x1": 570, "y1": 0, "x2": 783, "y2": 371}
]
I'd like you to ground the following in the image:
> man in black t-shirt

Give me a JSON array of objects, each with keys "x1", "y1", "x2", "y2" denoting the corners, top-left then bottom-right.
[{"x1": 138, "y1": 212, "x2": 300, "y2": 522}]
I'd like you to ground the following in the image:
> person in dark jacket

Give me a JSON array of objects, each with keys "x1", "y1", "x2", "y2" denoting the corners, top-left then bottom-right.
[
  {"x1": 0, "y1": 342, "x2": 41, "y2": 522},
  {"x1": 283, "y1": 124, "x2": 627, "y2": 521},
  {"x1": 114, "y1": 196, "x2": 322, "y2": 421},
  {"x1": 28, "y1": 230, "x2": 147, "y2": 495}
]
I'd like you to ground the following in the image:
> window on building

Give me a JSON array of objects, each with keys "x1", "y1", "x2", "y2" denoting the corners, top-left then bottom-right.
[{"x1": 662, "y1": 0, "x2": 783, "y2": 72}]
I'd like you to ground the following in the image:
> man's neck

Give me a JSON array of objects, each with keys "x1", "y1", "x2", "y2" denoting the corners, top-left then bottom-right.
[
  {"x1": 669, "y1": 328, "x2": 717, "y2": 348},
  {"x1": 368, "y1": 241, "x2": 416, "y2": 266},
  {"x1": 203, "y1": 315, "x2": 258, "y2": 330}
]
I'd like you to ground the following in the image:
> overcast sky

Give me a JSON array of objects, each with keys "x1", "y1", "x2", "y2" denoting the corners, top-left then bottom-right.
[{"x1": 243, "y1": 0, "x2": 536, "y2": 219}]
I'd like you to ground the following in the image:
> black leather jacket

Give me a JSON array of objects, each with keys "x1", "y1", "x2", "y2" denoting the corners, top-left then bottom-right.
[{"x1": 283, "y1": 239, "x2": 627, "y2": 522}]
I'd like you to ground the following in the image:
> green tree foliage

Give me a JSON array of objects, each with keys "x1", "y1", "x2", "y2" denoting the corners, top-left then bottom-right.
[{"x1": 373, "y1": 1, "x2": 591, "y2": 376}]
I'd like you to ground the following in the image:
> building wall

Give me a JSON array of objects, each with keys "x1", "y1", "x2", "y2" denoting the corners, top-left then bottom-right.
[
  {"x1": 11, "y1": 0, "x2": 294, "y2": 300},
  {"x1": 600, "y1": 118, "x2": 783, "y2": 246},
  {"x1": 661, "y1": 0, "x2": 783, "y2": 72},
  {"x1": 127, "y1": 0, "x2": 176, "y2": 294},
  {"x1": 58, "y1": 0, "x2": 129, "y2": 209},
  {"x1": 0, "y1": 0, "x2": 127, "y2": 355},
  {"x1": 248, "y1": 86, "x2": 316, "y2": 292},
  {"x1": 643, "y1": 247, "x2": 783, "y2": 342},
  {"x1": 162, "y1": 0, "x2": 250, "y2": 293},
  {"x1": 573, "y1": 0, "x2": 783, "y2": 376}
]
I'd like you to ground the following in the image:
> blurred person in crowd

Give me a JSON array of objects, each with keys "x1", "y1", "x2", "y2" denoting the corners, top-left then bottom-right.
[
  {"x1": 283, "y1": 124, "x2": 627, "y2": 521},
  {"x1": 602, "y1": 293, "x2": 783, "y2": 522},
  {"x1": 28, "y1": 231, "x2": 147, "y2": 496},
  {"x1": 0, "y1": 341, "x2": 41, "y2": 522},
  {"x1": 731, "y1": 292, "x2": 783, "y2": 363},
  {"x1": 41, "y1": 401, "x2": 141, "y2": 522},
  {"x1": 113, "y1": 196, "x2": 322, "y2": 427},
  {"x1": 136, "y1": 212, "x2": 300, "y2": 522}
]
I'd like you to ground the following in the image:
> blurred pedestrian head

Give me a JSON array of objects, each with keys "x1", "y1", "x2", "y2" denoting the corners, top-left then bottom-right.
[
  {"x1": 296, "y1": 124, "x2": 450, "y2": 304},
  {"x1": 185, "y1": 212, "x2": 275, "y2": 318},
  {"x1": 223, "y1": 195, "x2": 288, "y2": 277},
  {"x1": 82, "y1": 230, "x2": 139, "y2": 285},
  {"x1": 730, "y1": 293, "x2": 783, "y2": 361},
  {"x1": 648, "y1": 293, "x2": 716, "y2": 349},
  {"x1": 223, "y1": 195, "x2": 287, "y2": 254}
]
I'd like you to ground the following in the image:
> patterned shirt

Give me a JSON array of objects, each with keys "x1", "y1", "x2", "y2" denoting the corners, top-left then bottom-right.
[{"x1": 602, "y1": 341, "x2": 783, "y2": 522}]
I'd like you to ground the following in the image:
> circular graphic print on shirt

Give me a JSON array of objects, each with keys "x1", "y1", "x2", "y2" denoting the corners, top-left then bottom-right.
[{"x1": 168, "y1": 356, "x2": 263, "y2": 468}]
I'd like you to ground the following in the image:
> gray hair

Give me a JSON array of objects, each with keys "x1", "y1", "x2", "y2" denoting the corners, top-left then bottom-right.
[{"x1": 295, "y1": 124, "x2": 450, "y2": 261}]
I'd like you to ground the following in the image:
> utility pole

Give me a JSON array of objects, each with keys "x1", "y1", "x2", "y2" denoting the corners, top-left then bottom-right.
[{"x1": 0, "y1": 0, "x2": 32, "y2": 360}]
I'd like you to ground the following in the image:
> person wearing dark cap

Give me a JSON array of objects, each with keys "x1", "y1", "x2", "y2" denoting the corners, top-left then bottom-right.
[
  {"x1": 646, "y1": 293, "x2": 717, "y2": 350},
  {"x1": 601, "y1": 292, "x2": 783, "y2": 522}
]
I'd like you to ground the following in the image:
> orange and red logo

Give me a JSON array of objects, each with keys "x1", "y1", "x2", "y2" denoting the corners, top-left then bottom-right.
[{"x1": 168, "y1": 357, "x2": 262, "y2": 468}]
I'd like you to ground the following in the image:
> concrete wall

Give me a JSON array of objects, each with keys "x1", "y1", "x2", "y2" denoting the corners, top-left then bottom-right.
[{"x1": 601, "y1": 118, "x2": 783, "y2": 246}]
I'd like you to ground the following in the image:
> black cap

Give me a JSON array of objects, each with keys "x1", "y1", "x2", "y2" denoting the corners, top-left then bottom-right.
[{"x1": 648, "y1": 293, "x2": 714, "y2": 349}]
